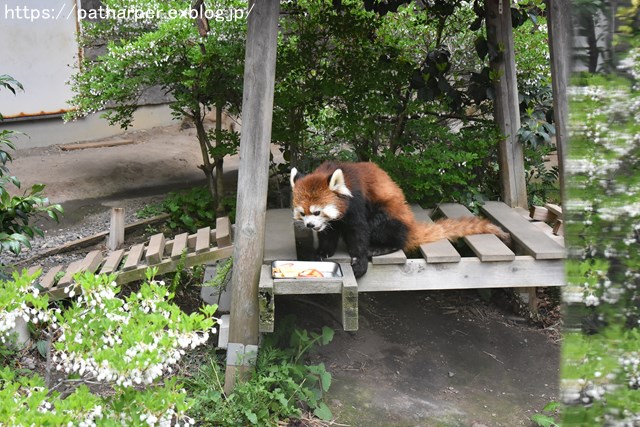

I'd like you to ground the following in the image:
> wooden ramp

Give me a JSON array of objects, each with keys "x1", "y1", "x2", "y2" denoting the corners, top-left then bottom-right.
[
  {"x1": 30, "y1": 217, "x2": 233, "y2": 300},
  {"x1": 259, "y1": 202, "x2": 565, "y2": 332}
]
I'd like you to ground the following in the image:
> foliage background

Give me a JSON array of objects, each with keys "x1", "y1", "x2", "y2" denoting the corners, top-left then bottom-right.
[{"x1": 561, "y1": 2, "x2": 640, "y2": 423}]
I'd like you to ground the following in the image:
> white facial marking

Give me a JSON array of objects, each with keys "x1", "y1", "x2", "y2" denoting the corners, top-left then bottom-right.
[
  {"x1": 322, "y1": 204, "x2": 340, "y2": 220},
  {"x1": 328, "y1": 169, "x2": 353, "y2": 197},
  {"x1": 292, "y1": 206, "x2": 305, "y2": 220}
]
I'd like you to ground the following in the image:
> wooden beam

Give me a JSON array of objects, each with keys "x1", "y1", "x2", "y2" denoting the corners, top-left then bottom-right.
[
  {"x1": 485, "y1": 0, "x2": 527, "y2": 208},
  {"x1": 546, "y1": 0, "x2": 572, "y2": 205},
  {"x1": 225, "y1": 0, "x2": 280, "y2": 394},
  {"x1": 481, "y1": 201, "x2": 565, "y2": 259},
  {"x1": 356, "y1": 257, "x2": 565, "y2": 292}
]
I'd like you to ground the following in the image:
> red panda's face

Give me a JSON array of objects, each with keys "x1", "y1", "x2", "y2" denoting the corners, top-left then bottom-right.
[{"x1": 290, "y1": 167, "x2": 351, "y2": 232}]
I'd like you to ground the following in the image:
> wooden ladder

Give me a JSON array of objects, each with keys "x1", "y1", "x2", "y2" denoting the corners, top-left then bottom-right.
[{"x1": 29, "y1": 217, "x2": 233, "y2": 300}]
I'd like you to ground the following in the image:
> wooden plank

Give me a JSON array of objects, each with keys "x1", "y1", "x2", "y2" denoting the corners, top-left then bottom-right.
[
  {"x1": 78, "y1": 250, "x2": 103, "y2": 274},
  {"x1": 263, "y1": 209, "x2": 297, "y2": 262},
  {"x1": 529, "y1": 206, "x2": 554, "y2": 222},
  {"x1": 122, "y1": 244, "x2": 145, "y2": 271},
  {"x1": 171, "y1": 232, "x2": 189, "y2": 260},
  {"x1": 531, "y1": 221, "x2": 565, "y2": 247},
  {"x1": 357, "y1": 257, "x2": 565, "y2": 292},
  {"x1": 410, "y1": 204, "x2": 433, "y2": 222},
  {"x1": 463, "y1": 234, "x2": 515, "y2": 262},
  {"x1": 146, "y1": 233, "x2": 166, "y2": 264},
  {"x1": 38, "y1": 265, "x2": 63, "y2": 290},
  {"x1": 371, "y1": 249, "x2": 407, "y2": 265},
  {"x1": 26, "y1": 265, "x2": 41, "y2": 276},
  {"x1": 195, "y1": 227, "x2": 211, "y2": 254},
  {"x1": 107, "y1": 208, "x2": 125, "y2": 251},
  {"x1": 340, "y1": 263, "x2": 358, "y2": 331},
  {"x1": 59, "y1": 139, "x2": 134, "y2": 151},
  {"x1": 411, "y1": 205, "x2": 461, "y2": 263},
  {"x1": 258, "y1": 265, "x2": 275, "y2": 333},
  {"x1": 115, "y1": 245, "x2": 234, "y2": 285},
  {"x1": 514, "y1": 207, "x2": 532, "y2": 220},
  {"x1": 481, "y1": 201, "x2": 565, "y2": 259},
  {"x1": 57, "y1": 260, "x2": 84, "y2": 287},
  {"x1": 419, "y1": 240, "x2": 461, "y2": 263},
  {"x1": 216, "y1": 217, "x2": 232, "y2": 248},
  {"x1": 545, "y1": 203, "x2": 563, "y2": 218},
  {"x1": 438, "y1": 203, "x2": 514, "y2": 262},
  {"x1": 100, "y1": 249, "x2": 125, "y2": 275}
]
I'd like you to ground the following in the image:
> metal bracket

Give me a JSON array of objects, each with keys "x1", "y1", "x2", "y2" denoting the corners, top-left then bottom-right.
[{"x1": 226, "y1": 343, "x2": 259, "y2": 367}]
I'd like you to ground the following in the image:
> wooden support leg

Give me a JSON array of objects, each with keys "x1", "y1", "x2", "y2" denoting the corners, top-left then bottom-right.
[
  {"x1": 258, "y1": 265, "x2": 275, "y2": 333},
  {"x1": 340, "y1": 263, "x2": 359, "y2": 331},
  {"x1": 518, "y1": 286, "x2": 539, "y2": 314}
]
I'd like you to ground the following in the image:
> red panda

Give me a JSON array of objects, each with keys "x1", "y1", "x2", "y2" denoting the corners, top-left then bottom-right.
[{"x1": 290, "y1": 161, "x2": 509, "y2": 278}]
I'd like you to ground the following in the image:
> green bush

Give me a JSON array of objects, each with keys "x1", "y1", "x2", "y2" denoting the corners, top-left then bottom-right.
[
  {"x1": 163, "y1": 186, "x2": 236, "y2": 233},
  {"x1": 376, "y1": 123, "x2": 501, "y2": 209},
  {"x1": 0, "y1": 269, "x2": 217, "y2": 424},
  {"x1": 0, "y1": 75, "x2": 62, "y2": 256},
  {"x1": 186, "y1": 319, "x2": 334, "y2": 426}
]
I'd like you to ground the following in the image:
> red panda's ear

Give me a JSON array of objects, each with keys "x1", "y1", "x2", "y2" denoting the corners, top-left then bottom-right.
[
  {"x1": 328, "y1": 169, "x2": 353, "y2": 197},
  {"x1": 290, "y1": 168, "x2": 302, "y2": 189}
]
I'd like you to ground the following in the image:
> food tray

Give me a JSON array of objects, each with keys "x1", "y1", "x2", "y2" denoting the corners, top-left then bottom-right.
[{"x1": 271, "y1": 261, "x2": 343, "y2": 279}]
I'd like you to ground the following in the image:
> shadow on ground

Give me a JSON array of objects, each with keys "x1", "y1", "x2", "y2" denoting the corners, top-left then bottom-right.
[{"x1": 275, "y1": 290, "x2": 559, "y2": 427}]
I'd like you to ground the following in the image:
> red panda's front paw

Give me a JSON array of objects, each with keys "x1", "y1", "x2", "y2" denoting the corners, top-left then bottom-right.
[
  {"x1": 351, "y1": 257, "x2": 368, "y2": 278},
  {"x1": 317, "y1": 249, "x2": 335, "y2": 259}
]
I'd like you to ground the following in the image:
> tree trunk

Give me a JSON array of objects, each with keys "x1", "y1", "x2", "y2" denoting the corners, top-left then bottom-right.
[
  {"x1": 215, "y1": 102, "x2": 226, "y2": 216},
  {"x1": 194, "y1": 111, "x2": 217, "y2": 205}
]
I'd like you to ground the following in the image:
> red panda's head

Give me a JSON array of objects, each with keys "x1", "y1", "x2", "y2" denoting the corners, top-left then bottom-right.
[{"x1": 290, "y1": 167, "x2": 352, "y2": 231}]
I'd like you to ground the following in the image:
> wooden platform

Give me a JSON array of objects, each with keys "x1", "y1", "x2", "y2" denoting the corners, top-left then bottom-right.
[
  {"x1": 28, "y1": 217, "x2": 233, "y2": 300},
  {"x1": 259, "y1": 202, "x2": 566, "y2": 332}
]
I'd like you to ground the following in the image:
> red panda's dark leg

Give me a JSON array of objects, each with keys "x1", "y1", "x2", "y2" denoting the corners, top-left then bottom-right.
[
  {"x1": 342, "y1": 198, "x2": 371, "y2": 278},
  {"x1": 317, "y1": 227, "x2": 340, "y2": 259}
]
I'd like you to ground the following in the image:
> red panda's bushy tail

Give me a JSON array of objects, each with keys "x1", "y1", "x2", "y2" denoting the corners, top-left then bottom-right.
[{"x1": 404, "y1": 217, "x2": 510, "y2": 251}]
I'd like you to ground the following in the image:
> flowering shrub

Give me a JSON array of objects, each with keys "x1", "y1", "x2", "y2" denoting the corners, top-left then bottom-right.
[
  {"x1": 0, "y1": 270, "x2": 54, "y2": 347},
  {"x1": 0, "y1": 269, "x2": 218, "y2": 425},
  {"x1": 563, "y1": 62, "x2": 640, "y2": 423}
]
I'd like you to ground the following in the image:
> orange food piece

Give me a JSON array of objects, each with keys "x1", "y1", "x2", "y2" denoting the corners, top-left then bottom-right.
[{"x1": 298, "y1": 268, "x2": 324, "y2": 278}]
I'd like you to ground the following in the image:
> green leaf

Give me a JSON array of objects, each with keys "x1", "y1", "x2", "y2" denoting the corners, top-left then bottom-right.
[
  {"x1": 531, "y1": 414, "x2": 558, "y2": 427},
  {"x1": 543, "y1": 401, "x2": 561, "y2": 412},
  {"x1": 321, "y1": 326, "x2": 334, "y2": 345},
  {"x1": 244, "y1": 410, "x2": 258, "y2": 424},
  {"x1": 320, "y1": 370, "x2": 332, "y2": 392},
  {"x1": 36, "y1": 340, "x2": 48, "y2": 358},
  {"x1": 313, "y1": 402, "x2": 333, "y2": 421}
]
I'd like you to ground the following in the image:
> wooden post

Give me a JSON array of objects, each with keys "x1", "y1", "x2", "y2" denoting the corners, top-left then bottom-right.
[
  {"x1": 224, "y1": 0, "x2": 280, "y2": 394},
  {"x1": 485, "y1": 0, "x2": 528, "y2": 208},
  {"x1": 547, "y1": 0, "x2": 572, "y2": 205},
  {"x1": 107, "y1": 208, "x2": 125, "y2": 251}
]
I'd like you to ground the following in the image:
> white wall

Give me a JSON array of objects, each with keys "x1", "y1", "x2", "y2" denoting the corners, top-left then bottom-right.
[{"x1": 0, "y1": 0, "x2": 80, "y2": 118}]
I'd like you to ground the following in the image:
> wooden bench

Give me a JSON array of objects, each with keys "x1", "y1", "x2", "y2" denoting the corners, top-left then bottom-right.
[
  {"x1": 259, "y1": 202, "x2": 565, "y2": 332},
  {"x1": 29, "y1": 217, "x2": 233, "y2": 300}
]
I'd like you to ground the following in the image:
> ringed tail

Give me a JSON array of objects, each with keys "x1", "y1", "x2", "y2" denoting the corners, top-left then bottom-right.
[{"x1": 404, "y1": 217, "x2": 510, "y2": 251}]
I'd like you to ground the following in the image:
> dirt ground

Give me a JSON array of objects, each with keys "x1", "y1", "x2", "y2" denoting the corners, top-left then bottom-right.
[{"x1": 10, "y1": 124, "x2": 560, "y2": 426}]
